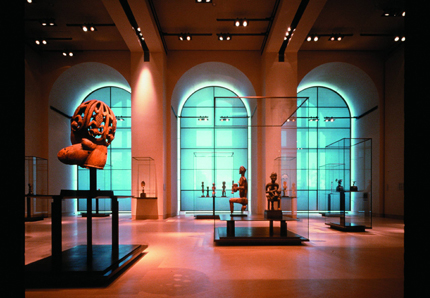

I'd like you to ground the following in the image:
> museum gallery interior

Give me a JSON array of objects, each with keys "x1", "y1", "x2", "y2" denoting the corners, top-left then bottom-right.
[{"x1": 14, "y1": 0, "x2": 426, "y2": 296}]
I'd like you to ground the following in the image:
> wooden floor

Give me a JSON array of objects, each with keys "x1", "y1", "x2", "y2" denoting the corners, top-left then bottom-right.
[{"x1": 24, "y1": 213, "x2": 405, "y2": 297}]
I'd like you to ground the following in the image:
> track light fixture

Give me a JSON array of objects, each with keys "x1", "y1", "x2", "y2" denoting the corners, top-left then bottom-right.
[
  {"x1": 234, "y1": 18, "x2": 248, "y2": 27},
  {"x1": 394, "y1": 36, "x2": 405, "y2": 42},
  {"x1": 198, "y1": 116, "x2": 209, "y2": 121},
  {"x1": 40, "y1": 19, "x2": 56, "y2": 27},
  {"x1": 306, "y1": 33, "x2": 352, "y2": 42},
  {"x1": 382, "y1": 10, "x2": 405, "y2": 17},
  {"x1": 217, "y1": 33, "x2": 232, "y2": 41},
  {"x1": 306, "y1": 34, "x2": 319, "y2": 42},
  {"x1": 329, "y1": 34, "x2": 343, "y2": 41},
  {"x1": 309, "y1": 117, "x2": 319, "y2": 122},
  {"x1": 220, "y1": 116, "x2": 230, "y2": 122},
  {"x1": 62, "y1": 51, "x2": 74, "y2": 57},
  {"x1": 35, "y1": 39, "x2": 48, "y2": 45},
  {"x1": 82, "y1": 24, "x2": 96, "y2": 32},
  {"x1": 178, "y1": 33, "x2": 192, "y2": 41},
  {"x1": 324, "y1": 117, "x2": 335, "y2": 122}
]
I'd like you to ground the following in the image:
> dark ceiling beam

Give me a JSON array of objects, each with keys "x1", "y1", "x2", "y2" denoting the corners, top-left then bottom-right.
[
  {"x1": 261, "y1": 0, "x2": 281, "y2": 54},
  {"x1": 278, "y1": 0, "x2": 309, "y2": 62},
  {"x1": 119, "y1": 0, "x2": 150, "y2": 61}
]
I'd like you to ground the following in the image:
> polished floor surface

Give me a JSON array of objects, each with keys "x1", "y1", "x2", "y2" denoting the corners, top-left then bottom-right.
[{"x1": 25, "y1": 213, "x2": 404, "y2": 298}]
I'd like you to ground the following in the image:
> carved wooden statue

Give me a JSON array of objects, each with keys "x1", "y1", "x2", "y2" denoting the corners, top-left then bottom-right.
[
  {"x1": 266, "y1": 172, "x2": 281, "y2": 210},
  {"x1": 57, "y1": 100, "x2": 117, "y2": 169},
  {"x1": 229, "y1": 166, "x2": 248, "y2": 213}
]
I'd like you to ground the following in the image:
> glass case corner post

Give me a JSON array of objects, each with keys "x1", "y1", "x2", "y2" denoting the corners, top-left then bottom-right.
[
  {"x1": 25, "y1": 156, "x2": 48, "y2": 219},
  {"x1": 351, "y1": 138, "x2": 372, "y2": 228},
  {"x1": 134, "y1": 157, "x2": 157, "y2": 199}
]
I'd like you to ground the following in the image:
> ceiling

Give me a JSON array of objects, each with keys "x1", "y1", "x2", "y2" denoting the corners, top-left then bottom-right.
[{"x1": 24, "y1": 0, "x2": 405, "y2": 57}]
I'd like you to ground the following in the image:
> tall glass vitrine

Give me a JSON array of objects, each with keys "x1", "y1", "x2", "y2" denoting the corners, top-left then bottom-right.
[{"x1": 323, "y1": 138, "x2": 372, "y2": 231}]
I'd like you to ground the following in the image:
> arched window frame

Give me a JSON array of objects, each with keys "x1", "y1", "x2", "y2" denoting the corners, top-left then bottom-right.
[
  {"x1": 296, "y1": 86, "x2": 352, "y2": 211},
  {"x1": 178, "y1": 86, "x2": 251, "y2": 214},
  {"x1": 77, "y1": 86, "x2": 132, "y2": 212}
]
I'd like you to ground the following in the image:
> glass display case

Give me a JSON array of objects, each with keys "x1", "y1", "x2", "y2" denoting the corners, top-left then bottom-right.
[
  {"x1": 132, "y1": 157, "x2": 157, "y2": 199},
  {"x1": 25, "y1": 156, "x2": 49, "y2": 219},
  {"x1": 274, "y1": 155, "x2": 298, "y2": 218},
  {"x1": 323, "y1": 138, "x2": 372, "y2": 231},
  {"x1": 131, "y1": 157, "x2": 158, "y2": 219},
  {"x1": 214, "y1": 99, "x2": 310, "y2": 244}
]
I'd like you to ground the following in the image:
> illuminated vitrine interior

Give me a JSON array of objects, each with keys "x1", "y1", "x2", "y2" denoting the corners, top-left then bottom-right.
[{"x1": 323, "y1": 138, "x2": 372, "y2": 230}]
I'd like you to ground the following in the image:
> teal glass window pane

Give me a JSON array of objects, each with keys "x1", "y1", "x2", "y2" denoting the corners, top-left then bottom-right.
[
  {"x1": 111, "y1": 88, "x2": 131, "y2": 107},
  {"x1": 86, "y1": 88, "x2": 110, "y2": 102},
  {"x1": 78, "y1": 86, "x2": 132, "y2": 211},
  {"x1": 297, "y1": 86, "x2": 351, "y2": 211},
  {"x1": 112, "y1": 169, "x2": 131, "y2": 190},
  {"x1": 111, "y1": 129, "x2": 131, "y2": 148},
  {"x1": 181, "y1": 128, "x2": 214, "y2": 148},
  {"x1": 111, "y1": 149, "x2": 131, "y2": 169},
  {"x1": 180, "y1": 86, "x2": 248, "y2": 212}
]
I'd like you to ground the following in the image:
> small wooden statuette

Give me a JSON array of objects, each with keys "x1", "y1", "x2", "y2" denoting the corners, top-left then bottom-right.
[
  {"x1": 201, "y1": 182, "x2": 205, "y2": 197},
  {"x1": 282, "y1": 181, "x2": 288, "y2": 197},
  {"x1": 212, "y1": 183, "x2": 216, "y2": 197},
  {"x1": 206, "y1": 186, "x2": 210, "y2": 197},
  {"x1": 222, "y1": 181, "x2": 226, "y2": 197},
  {"x1": 140, "y1": 181, "x2": 146, "y2": 198},
  {"x1": 350, "y1": 181, "x2": 358, "y2": 191}
]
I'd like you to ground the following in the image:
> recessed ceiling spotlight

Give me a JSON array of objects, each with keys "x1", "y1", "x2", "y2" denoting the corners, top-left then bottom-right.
[
  {"x1": 178, "y1": 33, "x2": 192, "y2": 41},
  {"x1": 234, "y1": 18, "x2": 248, "y2": 27},
  {"x1": 35, "y1": 39, "x2": 47, "y2": 45},
  {"x1": 82, "y1": 25, "x2": 96, "y2": 32},
  {"x1": 40, "y1": 19, "x2": 56, "y2": 27},
  {"x1": 217, "y1": 33, "x2": 232, "y2": 41}
]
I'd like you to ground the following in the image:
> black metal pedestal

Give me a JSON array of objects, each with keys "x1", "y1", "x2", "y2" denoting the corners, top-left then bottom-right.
[
  {"x1": 25, "y1": 168, "x2": 146, "y2": 288},
  {"x1": 195, "y1": 195, "x2": 220, "y2": 219}
]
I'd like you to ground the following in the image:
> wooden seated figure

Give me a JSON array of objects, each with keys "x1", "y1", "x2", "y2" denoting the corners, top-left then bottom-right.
[
  {"x1": 229, "y1": 166, "x2": 248, "y2": 213},
  {"x1": 266, "y1": 172, "x2": 282, "y2": 210}
]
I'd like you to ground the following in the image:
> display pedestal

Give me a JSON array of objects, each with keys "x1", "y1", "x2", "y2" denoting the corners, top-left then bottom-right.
[
  {"x1": 81, "y1": 197, "x2": 111, "y2": 217},
  {"x1": 195, "y1": 195, "x2": 221, "y2": 219},
  {"x1": 25, "y1": 169, "x2": 146, "y2": 288},
  {"x1": 264, "y1": 209, "x2": 283, "y2": 220},
  {"x1": 325, "y1": 190, "x2": 367, "y2": 232},
  {"x1": 214, "y1": 214, "x2": 307, "y2": 245},
  {"x1": 281, "y1": 196, "x2": 297, "y2": 219},
  {"x1": 132, "y1": 197, "x2": 158, "y2": 219},
  {"x1": 25, "y1": 196, "x2": 45, "y2": 221}
]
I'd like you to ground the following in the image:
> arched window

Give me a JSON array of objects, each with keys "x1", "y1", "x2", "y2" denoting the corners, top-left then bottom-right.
[
  {"x1": 179, "y1": 86, "x2": 249, "y2": 213},
  {"x1": 77, "y1": 86, "x2": 132, "y2": 212},
  {"x1": 296, "y1": 86, "x2": 351, "y2": 211}
]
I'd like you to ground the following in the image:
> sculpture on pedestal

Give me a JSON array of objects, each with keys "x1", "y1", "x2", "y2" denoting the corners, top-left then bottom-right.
[
  {"x1": 265, "y1": 172, "x2": 281, "y2": 210},
  {"x1": 229, "y1": 166, "x2": 248, "y2": 214},
  {"x1": 140, "y1": 181, "x2": 146, "y2": 198},
  {"x1": 222, "y1": 181, "x2": 226, "y2": 197},
  {"x1": 212, "y1": 183, "x2": 216, "y2": 196},
  {"x1": 57, "y1": 99, "x2": 117, "y2": 169}
]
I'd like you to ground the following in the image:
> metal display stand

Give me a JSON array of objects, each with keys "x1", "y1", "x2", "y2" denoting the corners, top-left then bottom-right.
[
  {"x1": 214, "y1": 214, "x2": 308, "y2": 245},
  {"x1": 25, "y1": 168, "x2": 146, "y2": 288}
]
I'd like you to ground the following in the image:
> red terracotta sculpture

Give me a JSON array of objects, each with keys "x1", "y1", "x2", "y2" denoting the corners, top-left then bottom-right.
[{"x1": 57, "y1": 100, "x2": 117, "y2": 169}]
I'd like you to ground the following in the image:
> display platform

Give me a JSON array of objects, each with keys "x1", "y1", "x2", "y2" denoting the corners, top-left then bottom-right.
[
  {"x1": 326, "y1": 222, "x2": 366, "y2": 232},
  {"x1": 24, "y1": 187, "x2": 146, "y2": 288},
  {"x1": 25, "y1": 244, "x2": 146, "y2": 288},
  {"x1": 214, "y1": 214, "x2": 308, "y2": 245}
]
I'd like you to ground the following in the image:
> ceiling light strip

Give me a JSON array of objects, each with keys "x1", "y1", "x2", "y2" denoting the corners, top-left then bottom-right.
[
  {"x1": 278, "y1": 0, "x2": 309, "y2": 62},
  {"x1": 119, "y1": 0, "x2": 150, "y2": 61}
]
